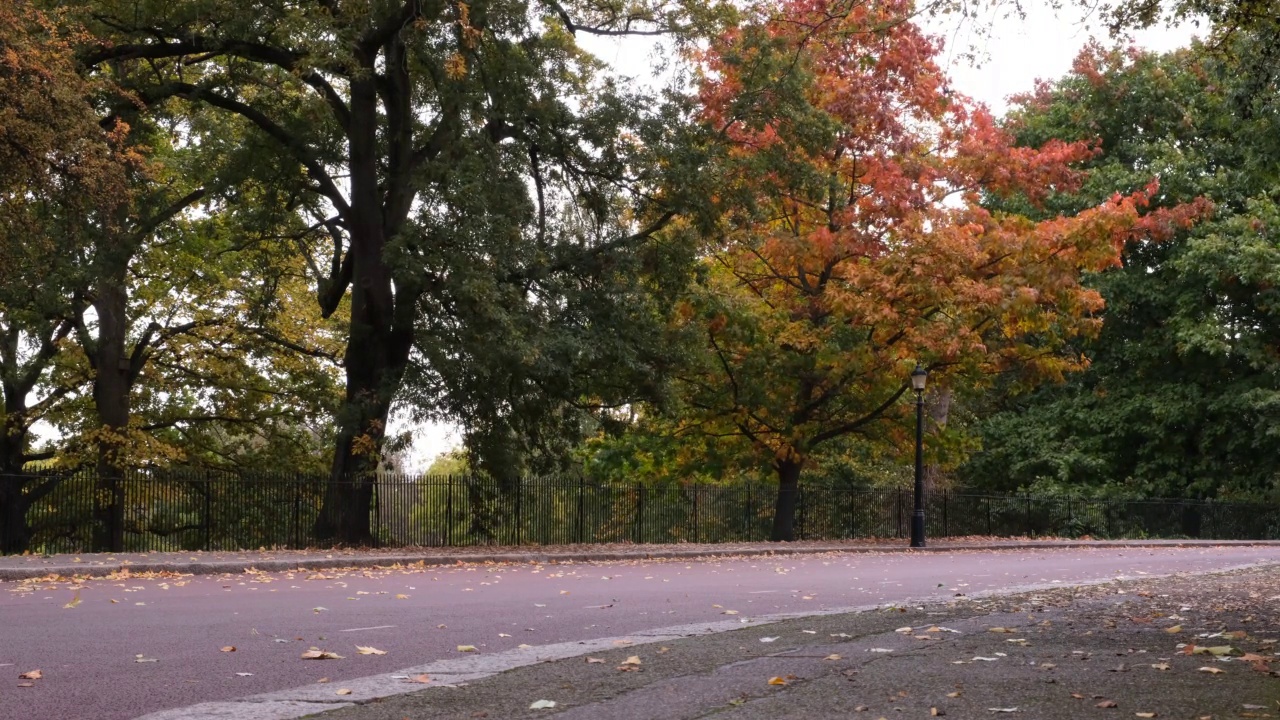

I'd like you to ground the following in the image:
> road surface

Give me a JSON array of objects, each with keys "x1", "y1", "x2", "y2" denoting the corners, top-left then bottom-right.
[{"x1": 3, "y1": 545, "x2": 1278, "y2": 720}]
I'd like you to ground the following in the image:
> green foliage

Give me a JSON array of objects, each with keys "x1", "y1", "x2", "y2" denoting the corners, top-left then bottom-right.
[{"x1": 961, "y1": 37, "x2": 1280, "y2": 502}]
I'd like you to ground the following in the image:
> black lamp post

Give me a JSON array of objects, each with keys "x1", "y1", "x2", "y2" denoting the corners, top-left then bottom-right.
[{"x1": 910, "y1": 364, "x2": 928, "y2": 548}]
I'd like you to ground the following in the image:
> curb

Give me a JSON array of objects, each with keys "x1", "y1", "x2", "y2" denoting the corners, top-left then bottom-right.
[{"x1": 3, "y1": 539, "x2": 1279, "y2": 581}]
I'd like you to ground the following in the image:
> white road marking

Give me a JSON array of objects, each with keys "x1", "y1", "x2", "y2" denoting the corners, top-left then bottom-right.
[{"x1": 338, "y1": 624, "x2": 397, "y2": 632}]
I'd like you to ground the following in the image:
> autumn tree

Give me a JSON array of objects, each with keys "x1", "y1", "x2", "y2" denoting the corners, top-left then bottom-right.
[
  {"x1": 0, "y1": 1, "x2": 145, "y2": 552},
  {"x1": 679, "y1": 0, "x2": 1207, "y2": 540}
]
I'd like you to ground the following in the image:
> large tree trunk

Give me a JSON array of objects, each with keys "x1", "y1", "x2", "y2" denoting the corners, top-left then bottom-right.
[
  {"x1": 0, "y1": 476, "x2": 30, "y2": 554},
  {"x1": 770, "y1": 457, "x2": 804, "y2": 542},
  {"x1": 312, "y1": 70, "x2": 413, "y2": 546},
  {"x1": 923, "y1": 387, "x2": 952, "y2": 493},
  {"x1": 91, "y1": 276, "x2": 130, "y2": 552}
]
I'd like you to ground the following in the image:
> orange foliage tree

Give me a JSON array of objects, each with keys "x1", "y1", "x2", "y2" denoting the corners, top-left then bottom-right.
[{"x1": 679, "y1": 0, "x2": 1209, "y2": 540}]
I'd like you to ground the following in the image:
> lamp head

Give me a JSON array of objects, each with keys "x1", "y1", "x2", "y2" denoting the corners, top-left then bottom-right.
[{"x1": 910, "y1": 364, "x2": 927, "y2": 392}]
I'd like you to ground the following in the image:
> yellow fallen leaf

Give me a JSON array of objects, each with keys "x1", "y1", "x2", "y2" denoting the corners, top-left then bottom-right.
[
  {"x1": 395, "y1": 594, "x2": 409, "y2": 600},
  {"x1": 457, "y1": 645, "x2": 477, "y2": 653},
  {"x1": 335, "y1": 688, "x2": 352, "y2": 695},
  {"x1": 1135, "y1": 713, "x2": 1157, "y2": 718},
  {"x1": 768, "y1": 676, "x2": 787, "y2": 686},
  {"x1": 63, "y1": 590, "x2": 82, "y2": 609},
  {"x1": 946, "y1": 691, "x2": 962, "y2": 698},
  {"x1": 300, "y1": 648, "x2": 343, "y2": 660},
  {"x1": 221, "y1": 646, "x2": 236, "y2": 653},
  {"x1": 657, "y1": 647, "x2": 670, "y2": 654},
  {"x1": 407, "y1": 674, "x2": 430, "y2": 683},
  {"x1": 1151, "y1": 663, "x2": 1170, "y2": 671},
  {"x1": 620, "y1": 656, "x2": 641, "y2": 666},
  {"x1": 356, "y1": 646, "x2": 386, "y2": 655},
  {"x1": 19, "y1": 670, "x2": 42, "y2": 680},
  {"x1": 987, "y1": 627, "x2": 1014, "y2": 633},
  {"x1": 317, "y1": 677, "x2": 329, "y2": 683},
  {"x1": 1096, "y1": 699, "x2": 1118, "y2": 708},
  {"x1": 722, "y1": 610, "x2": 740, "y2": 615},
  {"x1": 824, "y1": 654, "x2": 842, "y2": 661},
  {"x1": 1198, "y1": 666, "x2": 1224, "y2": 674},
  {"x1": 586, "y1": 657, "x2": 605, "y2": 664},
  {"x1": 1164, "y1": 625, "x2": 1182, "y2": 633}
]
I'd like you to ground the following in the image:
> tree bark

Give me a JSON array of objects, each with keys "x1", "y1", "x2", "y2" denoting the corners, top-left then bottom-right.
[
  {"x1": 770, "y1": 457, "x2": 804, "y2": 541},
  {"x1": 91, "y1": 273, "x2": 131, "y2": 553},
  {"x1": 923, "y1": 387, "x2": 952, "y2": 493},
  {"x1": 311, "y1": 68, "x2": 414, "y2": 546},
  {"x1": 0, "y1": 477, "x2": 30, "y2": 554}
]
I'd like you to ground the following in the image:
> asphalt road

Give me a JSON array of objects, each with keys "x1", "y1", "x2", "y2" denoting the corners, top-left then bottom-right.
[{"x1": 3, "y1": 545, "x2": 1279, "y2": 720}]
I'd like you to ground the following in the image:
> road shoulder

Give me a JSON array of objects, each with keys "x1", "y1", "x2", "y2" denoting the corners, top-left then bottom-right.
[{"x1": 303, "y1": 565, "x2": 1280, "y2": 720}]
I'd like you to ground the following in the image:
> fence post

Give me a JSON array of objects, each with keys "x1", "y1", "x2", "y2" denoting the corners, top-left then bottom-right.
[
  {"x1": 943, "y1": 490, "x2": 949, "y2": 537},
  {"x1": 293, "y1": 478, "x2": 302, "y2": 549},
  {"x1": 635, "y1": 483, "x2": 644, "y2": 543},
  {"x1": 204, "y1": 471, "x2": 213, "y2": 551},
  {"x1": 515, "y1": 477, "x2": 523, "y2": 545},
  {"x1": 692, "y1": 485, "x2": 699, "y2": 543},
  {"x1": 371, "y1": 478, "x2": 380, "y2": 549},
  {"x1": 896, "y1": 489, "x2": 903, "y2": 539},
  {"x1": 446, "y1": 476, "x2": 453, "y2": 547},
  {"x1": 848, "y1": 487, "x2": 856, "y2": 539},
  {"x1": 1025, "y1": 495, "x2": 1032, "y2": 536},
  {"x1": 986, "y1": 496, "x2": 992, "y2": 536},
  {"x1": 577, "y1": 476, "x2": 586, "y2": 544}
]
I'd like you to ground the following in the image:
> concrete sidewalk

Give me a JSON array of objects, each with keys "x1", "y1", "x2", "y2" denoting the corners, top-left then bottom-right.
[
  {"x1": 2, "y1": 538, "x2": 1278, "y2": 581},
  {"x1": 141, "y1": 555, "x2": 1280, "y2": 720}
]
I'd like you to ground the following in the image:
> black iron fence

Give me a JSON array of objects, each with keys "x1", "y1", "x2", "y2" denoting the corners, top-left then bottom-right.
[{"x1": 4, "y1": 470, "x2": 1279, "y2": 555}]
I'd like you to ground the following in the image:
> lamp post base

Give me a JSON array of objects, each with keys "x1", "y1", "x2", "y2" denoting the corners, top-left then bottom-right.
[{"x1": 910, "y1": 513, "x2": 926, "y2": 548}]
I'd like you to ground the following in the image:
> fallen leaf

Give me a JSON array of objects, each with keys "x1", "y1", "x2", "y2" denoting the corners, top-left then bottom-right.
[
  {"x1": 18, "y1": 670, "x2": 42, "y2": 680},
  {"x1": 1096, "y1": 700, "x2": 1118, "y2": 708},
  {"x1": 972, "y1": 656, "x2": 999, "y2": 662},
  {"x1": 1071, "y1": 694, "x2": 1086, "y2": 700},
  {"x1": 768, "y1": 676, "x2": 788, "y2": 686},
  {"x1": 931, "y1": 708, "x2": 945, "y2": 716},
  {"x1": 63, "y1": 590, "x2": 82, "y2": 609},
  {"x1": 947, "y1": 691, "x2": 962, "y2": 698},
  {"x1": 895, "y1": 626, "x2": 914, "y2": 634},
  {"x1": 456, "y1": 645, "x2": 477, "y2": 653},
  {"x1": 317, "y1": 677, "x2": 329, "y2": 683},
  {"x1": 620, "y1": 656, "x2": 641, "y2": 666},
  {"x1": 235, "y1": 672, "x2": 253, "y2": 677},
  {"x1": 335, "y1": 688, "x2": 352, "y2": 695},
  {"x1": 1151, "y1": 663, "x2": 1170, "y2": 671},
  {"x1": 657, "y1": 647, "x2": 670, "y2": 654},
  {"x1": 1135, "y1": 713, "x2": 1157, "y2": 718},
  {"x1": 300, "y1": 648, "x2": 343, "y2": 660},
  {"x1": 1198, "y1": 667, "x2": 1225, "y2": 674},
  {"x1": 988, "y1": 627, "x2": 1014, "y2": 634},
  {"x1": 759, "y1": 637, "x2": 779, "y2": 643},
  {"x1": 407, "y1": 674, "x2": 431, "y2": 684},
  {"x1": 395, "y1": 594, "x2": 409, "y2": 600},
  {"x1": 988, "y1": 707, "x2": 1019, "y2": 713},
  {"x1": 824, "y1": 654, "x2": 842, "y2": 661},
  {"x1": 529, "y1": 700, "x2": 557, "y2": 709},
  {"x1": 722, "y1": 610, "x2": 740, "y2": 615},
  {"x1": 355, "y1": 646, "x2": 387, "y2": 655},
  {"x1": 1165, "y1": 625, "x2": 1182, "y2": 633},
  {"x1": 221, "y1": 646, "x2": 236, "y2": 653},
  {"x1": 586, "y1": 657, "x2": 605, "y2": 664}
]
